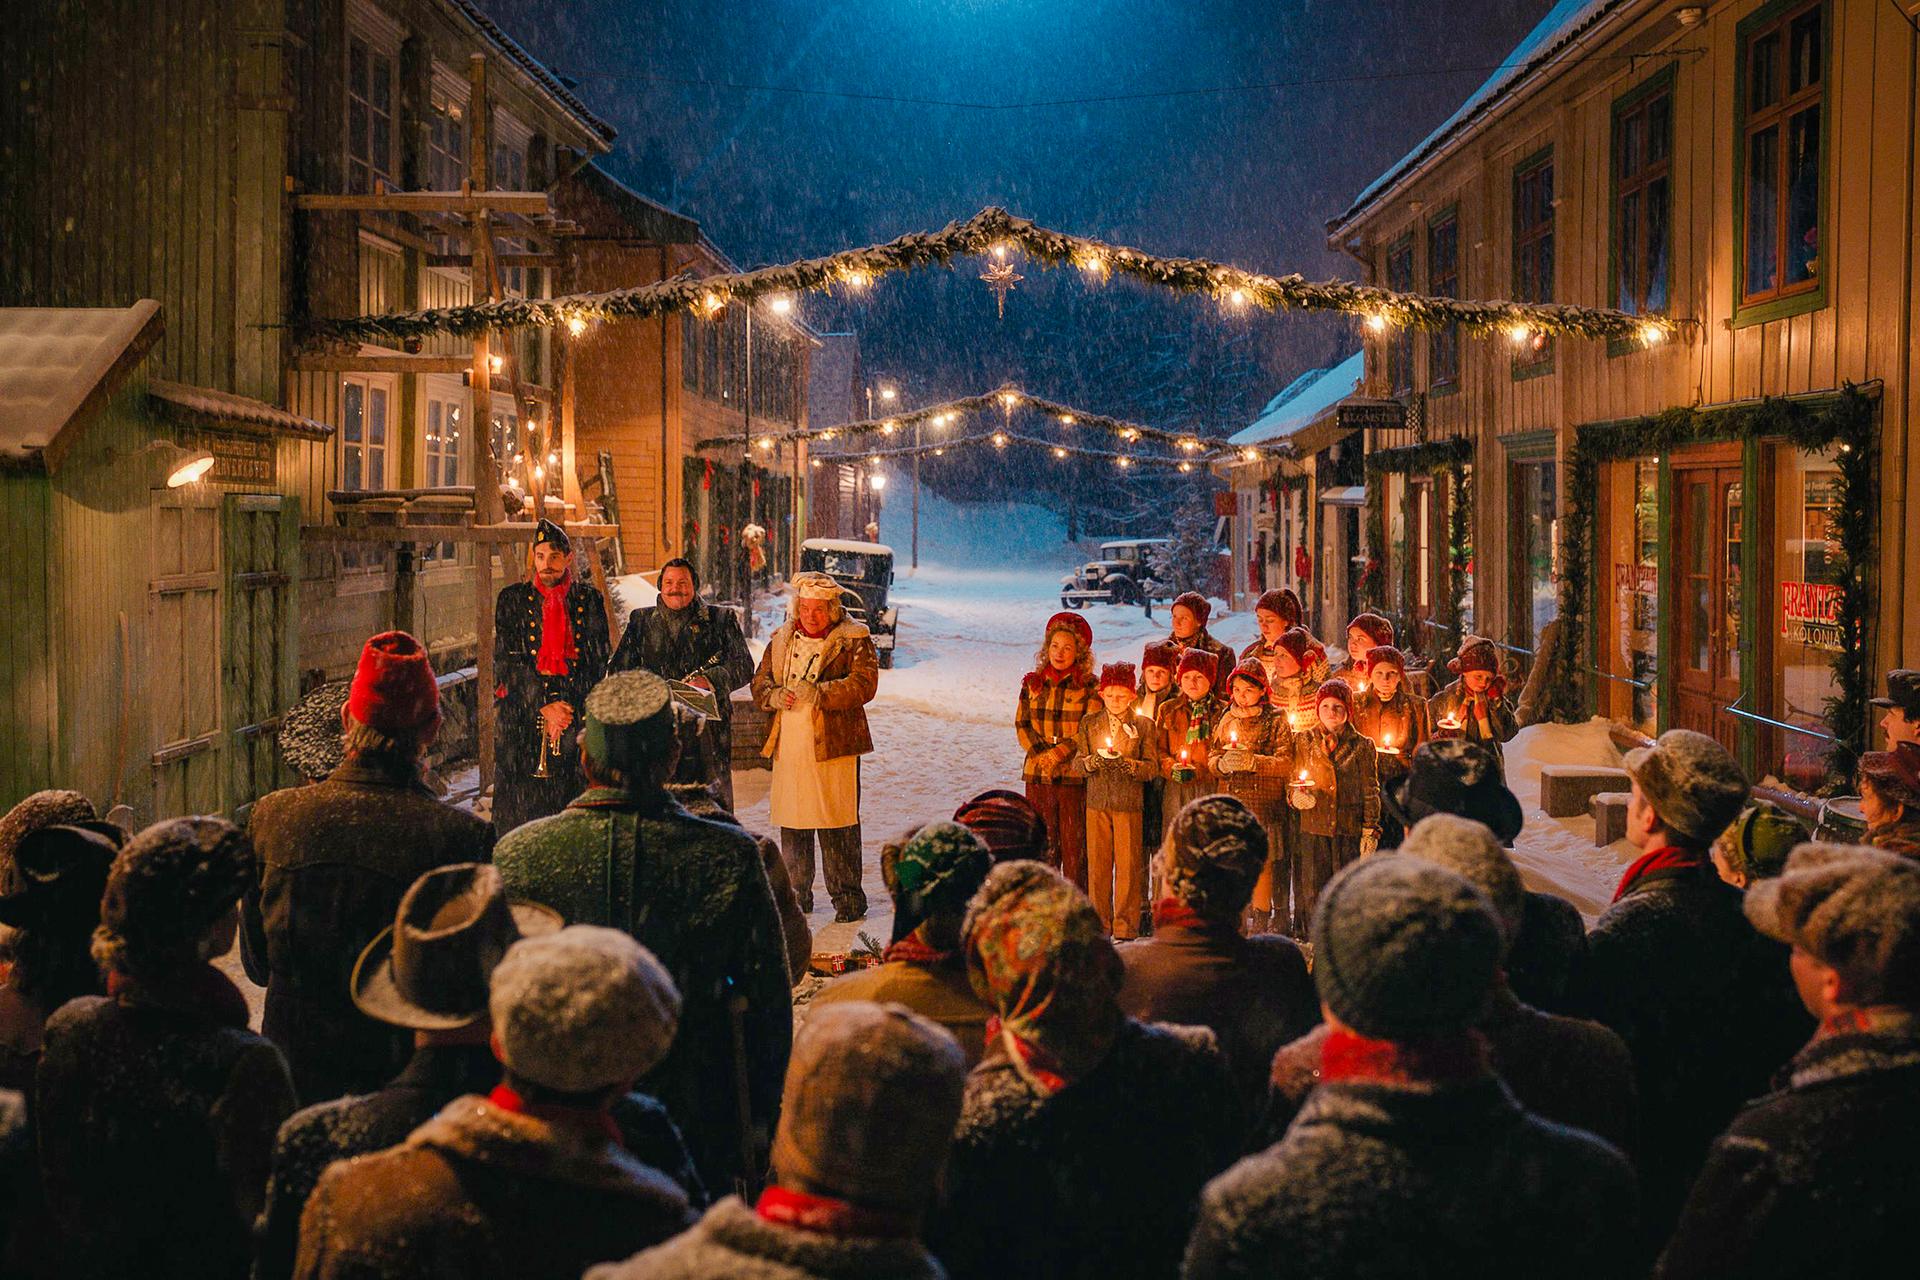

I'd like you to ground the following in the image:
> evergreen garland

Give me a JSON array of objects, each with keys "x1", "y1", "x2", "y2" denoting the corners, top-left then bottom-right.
[{"x1": 1554, "y1": 385, "x2": 1877, "y2": 780}]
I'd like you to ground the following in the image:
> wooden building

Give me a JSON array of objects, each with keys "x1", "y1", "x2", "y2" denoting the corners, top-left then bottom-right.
[{"x1": 1304, "y1": 0, "x2": 1920, "y2": 787}]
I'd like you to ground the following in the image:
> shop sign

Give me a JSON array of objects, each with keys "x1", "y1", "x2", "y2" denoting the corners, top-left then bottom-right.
[
  {"x1": 1337, "y1": 400, "x2": 1406, "y2": 433},
  {"x1": 1781, "y1": 580, "x2": 1844, "y2": 652},
  {"x1": 181, "y1": 427, "x2": 276, "y2": 485}
]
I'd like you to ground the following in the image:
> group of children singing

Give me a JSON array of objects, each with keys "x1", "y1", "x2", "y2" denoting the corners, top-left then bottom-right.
[{"x1": 1015, "y1": 588, "x2": 1519, "y2": 939}]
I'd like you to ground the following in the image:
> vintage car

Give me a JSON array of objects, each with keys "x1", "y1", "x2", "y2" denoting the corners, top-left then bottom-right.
[
  {"x1": 799, "y1": 538, "x2": 899, "y2": 667},
  {"x1": 1060, "y1": 537, "x2": 1171, "y2": 608}
]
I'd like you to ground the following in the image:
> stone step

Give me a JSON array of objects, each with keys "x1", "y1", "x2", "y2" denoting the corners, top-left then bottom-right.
[
  {"x1": 1540, "y1": 764, "x2": 1631, "y2": 818},
  {"x1": 1590, "y1": 791, "x2": 1632, "y2": 847}
]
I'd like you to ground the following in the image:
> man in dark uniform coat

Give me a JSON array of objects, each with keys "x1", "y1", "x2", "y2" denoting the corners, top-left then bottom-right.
[
  {"x1": 492, "y1": 519, "x2": 610, "y2": 836},
  {"x1": 609, "y1": 556, "x2": 754, "y2": 809}
]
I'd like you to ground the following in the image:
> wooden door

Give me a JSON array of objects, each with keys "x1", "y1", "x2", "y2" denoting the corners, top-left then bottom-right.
[
  {"x1": 1671, "y1": 457, "x2": 1744, "y2": 751},
  {"x1": 150, "y1": 497, "x2": 225, "y2": 816},
  {"x1": 224, "y1": 494, "x2": 301, "y2": 816}
]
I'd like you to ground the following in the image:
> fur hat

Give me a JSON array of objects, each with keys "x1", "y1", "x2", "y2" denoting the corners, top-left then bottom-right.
[
  {"x1": 1717, "y1": 802, "x2": 1812, "y2": 884},
  {"x1": 1228, "y1": 659, "x2": 1270, "y2": 694},
  {"x1": 1158, "y1": 795, "x2": 1269, "y2": 922},
  {"x1": 1312, "y1": 855, "x2": 1503, "y2": 1041},
  {"x1": 1254, "y1": 589, "x2": 1303, "y2": 626},
  {"x1": 1315, "y1": 677, "x2": 1355, "y2": 716},
  {"x1": 1171, "y1": 592, "x2": 1211, "y2": 625},
  {"x1": 0, "y1": 790, "x2": 97, "y2": 895},
  {"x1": 1386, "y1": 739, "x2": 1526, "y2": 846},
  {"x1": 279, "y1": 680, "x2": 350, "y2": 782},
  {"x1": 1044, "y1": 610, "x2": 1093, "y2": 652},
  {"x1": 1277, "y1": 625, "x2": 1325, "y2": 671},
  {"x1": 1858, "y1": 748, "x2": 1920, "y2": 810},
  {"x1": 581, "y1": 671, "x2": 674, "y2": 775},
  {"x1": 953, "y1": 790, "x2": 1049, "y2": 863},
  {"x1": 886, "y1": 821, "x2": 993, "y2": 945},
  {"x1": 346, "y1": 631, "x2": 440, "y2": 737},
  {"x1": 0, "y1": 823, "x2": 121, "y2": 931},
  {"x1": 770, "y1": 1001, "x2": 965, "y2": 1212},
  {"x1": 533, "y1": 517, "x2": 570, "y2": 552},
  {"x1": 489, "y1": 925, "x2": 681, "y2": 1093},
  {"x1": 1623, "y1": 729, "x2": 1750, "y2": 846},
  {"x1": 1176, "y1": 648, "x2": 1220, "y2": 685},
  {"x1": 1347, "y1": 612, "x2": 1396, "y2": 649},
  {"x1": 1745, "y1": 842, "x2": 1920, "y2": 1006},
  {"x1": 1447, "y1": 635, "x2": 1499, "y2": 676},
  {"x1": 791, "y1": 572, "x2": 844, "y2": 605},
  {"x1": 94, "y1": 818, "x2": 253, "y2": 979},
  {"x1": 1099, "y1": 662, "x2": 1138, "y2": 694},
  {"x1": 1365, "y1": 644, "x2": 1407, "y2": 675},
  {"x1": 1140, "y1": 642, "x2": 1177, "y2": 673},
  {"x1": 1398, "y1": 814, "x2": 1526, "y2": 949}
]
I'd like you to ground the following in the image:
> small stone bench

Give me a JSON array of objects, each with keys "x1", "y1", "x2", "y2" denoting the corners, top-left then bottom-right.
[
  {"x1": 1540, "y1": 764, "x2": 1631, "y2": 818},
  {"x1": 1590, "y1": 791, "x2": 1632, "y2": 846}
]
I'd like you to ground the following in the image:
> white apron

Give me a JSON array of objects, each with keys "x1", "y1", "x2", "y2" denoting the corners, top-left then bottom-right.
[{"x1": 768, "y1": 630, "x2": 860, "y2": 830}]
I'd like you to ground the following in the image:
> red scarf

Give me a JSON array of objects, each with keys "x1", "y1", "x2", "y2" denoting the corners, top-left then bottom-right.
[
  {"x1": 984, "y1": 1014, "x2": 1074, "y2": 1095},
  {"x1": 1320, "y1": 1027, "x2": 1489, "y2": 1086},
  {"x1": 1613, "y1": 845, "x2": 1707, "y2": 902},
  {"x1": 755, "y1": 1184, "x2": 918, "y2": 1240},
  {"x1": 107, "y1": 964, "x2": 251, "y2": 1029},
  {"x1": 534, "y1": 574, "x2": 579, "y2": 676},
  {"x1": 487, "y1": 1083, "x2": 622, "y2": 1146},
  {"x1": 883, "y1": 935, "x2": 958, "y2": 966},
  {"x1": 1151, "y1": 897, "x2": 1211, "y2": 932}
]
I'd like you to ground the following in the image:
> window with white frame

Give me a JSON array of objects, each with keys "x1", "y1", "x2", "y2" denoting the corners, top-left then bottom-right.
[
  {"x1": 423, "y1": 386, "x2": 468, "y2": 561},
  {"x1": 340, "y1": 375, "x2": 393, "y2": 569},
  {"x1": 427, "y1": 73, "x2": 467, "y2": 192},
  {"x1": 345, "y1": 10, "x2": 401, "y2": 196}
]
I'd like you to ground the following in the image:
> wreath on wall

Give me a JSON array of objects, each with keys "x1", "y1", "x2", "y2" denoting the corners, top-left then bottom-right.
[{"x1": 1554, "y1": 385, "x2": 1877, "y2": 780}]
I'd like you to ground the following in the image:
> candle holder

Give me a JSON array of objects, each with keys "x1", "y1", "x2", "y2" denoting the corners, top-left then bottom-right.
[
  {"x1": 1435, "y1": 714, "x2": 1463, "y2": 740},
  {"x1": 1289, "y1": 770, "x2": 1318, "y2": 810}
]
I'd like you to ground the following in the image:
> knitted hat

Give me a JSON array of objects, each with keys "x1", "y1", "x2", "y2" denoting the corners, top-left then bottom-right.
[
  {"x1": 1311, "y1": 855, "x2": 1503, "y2": 1041},
  {"x1": 1277, "y1": 625, "x2": 1325, "y2": 670},
  {"x1": 1045, "y1": 610, "x2": 1093, "y2": 652},
  {"x1": 279, "y1": 680, "x2": 350, "y2": 782},
  {"x1": 1871, "y1": 669, "x2": 1920, "y2": 718},
  {"x1": 1099, "y1": 662, "x2": 1138, "y2": 694},
  {"x1": 352, "y1": 864, "x2": 562, "y2": 1031},
  {"x1": 1385, "y1": 739, "x2": 1525, "y2": 846},
  {"x1": 533, "y1": 517, "x2": 571, "y2": 552},
  {"x1": 1158, "y1": 795, "x2": 1270, "y2": 922},
  {"x1": 1171, "y1": 592, "x2": 1211, "y2": 625},
  {"x1": 345, "y1": 631, "x2": 440, "y2": 737},
  {"x1": 1365, "y1": 645, "x2": 1407, "y2": 675},
  {"x1": 1176, "y1": 649, "x2": 1219, "y2": 684},
  {"x1": 1447, "y1": 636, "x2": 1499, "y2": 676},
  {"x1": 1316, "y1": 677, "x2": 1355, "y2": 716},
  {"x1": 94, "y1": 818, "x2": 253, "y2": 979},
  {"x1": 1254, "y1": 589, "x2": 1303, "y2": 626},
  {"x1": 0, "y1": 790, "x2": 97, "y2": 895},
  {"x1": 489, "y1": 925, "x2": 681, "y2": 1093},
  {"x1": 0, "y1": 823, "x2": 121, "y2": 931},
  {"x1": 1228, "y1": 659, "x2": 1270, "y2": 694},
  {"x1": 953, "y1": 790, "x2": 1049, "y2": 864},
  {"x1": 1398, "y1": 814, "x2": 1526, "y2": 949},
  {"x1": 1347, "y1": 612, "x2": 1396, "y2": 649},
  {"x1": 791, "y1": 571, "x2": 844, "y2": 603},
  {"x1": 1745, "y1": 843, "x2": 1920, "y2": 1006},
  {"x1": 1623, "y1": 729, "x2": 1750, "y2": 846},
  {"x1": 886, "y1": 821, "x2": 993, "y2": 945},
  {"x1": 1141, "y1": 642, "x2": 1177, "y2": 673},
  {"x1": 1718, "y1": 802, "x2": 1812, "y2": 884},
  {"x1": 770, "y1": 1002, "x2": 965, "y2": 1212},
  {"x1": 581, "y1": 670, "x2": 674, "y2": 775},
  {"x1": 1859, "y1": 748, "x2": 1920, "y2": 810}
]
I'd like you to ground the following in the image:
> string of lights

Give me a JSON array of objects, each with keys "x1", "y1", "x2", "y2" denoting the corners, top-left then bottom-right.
[{"x1": 807, "y1": 428, "x2": 1211, "y2": 472}]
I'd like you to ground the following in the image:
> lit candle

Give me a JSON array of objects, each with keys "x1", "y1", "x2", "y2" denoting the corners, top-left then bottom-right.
[
  {"x1": 1437, "y1": 713, "x2": 1462, "y2": 736},
  {"x1": 1379, "y1": 734, "x2": 1401, "y2": 757},
  {"x1": 1179, "y1": 747, "x2": 1190, "y2": 763},
  {"x1": 1356, "y1": 680, "x2": 1368, "y2": 696},
  {"x1": 1229, "y1": 725, "x2": 1240, "y2": 747}
]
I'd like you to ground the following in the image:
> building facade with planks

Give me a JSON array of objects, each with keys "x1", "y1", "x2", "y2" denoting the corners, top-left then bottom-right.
[{"x1": 1323, "y1": 0, "x2": 1920, "y2": 788}]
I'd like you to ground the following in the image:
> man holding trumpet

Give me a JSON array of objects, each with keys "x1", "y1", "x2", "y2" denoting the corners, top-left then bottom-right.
[{"x1": 492, "y1": 518, "x2": 611, "y2": 835}]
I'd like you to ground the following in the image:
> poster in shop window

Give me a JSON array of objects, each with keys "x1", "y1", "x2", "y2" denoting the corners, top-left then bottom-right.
[{"x1": 1780, "y1": 580, "x2": 1843, "y2": 652}]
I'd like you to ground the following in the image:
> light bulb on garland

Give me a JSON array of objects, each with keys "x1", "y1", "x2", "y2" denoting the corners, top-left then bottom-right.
[
  {"x1": 767, "y1": 294, "x2": 794, "y2": 316},
  {"x1": 1640, "y1": 323, "x2": 1666, "y2": 346},
  {"x1": 992, "y1": 432, "x2": 1008, "y2": 448},
  {"x1": 1053, "y1": 447, "x2": 1068, "y2": 458},
  {"x1": 1178, "y1": 461, "x2": 1194, "y2": 473},
  {"x1": 1241, "y1": 448, "x2": 1259, "y2": 462},
  {"x1": 882, "y1": 421, "x2": 898, "y2": 436},
  {"x1": 1058, "y1": 414, "x2": 1075, "y2": 426},
  {"x1": 1116, "y1": 456, "x2": 1133, "y2": 469},
  {"x1": 999, "y1": 391, "x2": 1020, "y2": 410},
  {"x1": 566, "y1": 315, "x2": 588, "y2": 337},
  {"x1": 756, "y1": 436, "x2": 775, "y2": 451},
  {"x1": 1507, "y1": 323, "x2": 1531, "y2": 346}
]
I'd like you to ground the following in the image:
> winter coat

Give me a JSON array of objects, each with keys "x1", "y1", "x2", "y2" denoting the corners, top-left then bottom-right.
[
  {"x1": 1184, "y1": 1075, "x2": 1638, "y2": 1280},
  {"x1": 1655, "y1": 1018, "x2": 1920, "y2": 1280},
  {"x1": 1070, "y1": 707, "x2": 1163, "y2": 813},
  {"x1": 614, "y1": 601, "x2": 756, "y2": 793},
  {"x1": 1579, "y1": 861, "x2": 1813, "y2": 1242},
  {"x1": 667, "y1": 784, "x2": 811, "y2": 983},
  {"x1": 493, "y1": 784, "x2": 793, "y2": 1194},
  {"x1": 1350, "y1": 688, "x2": 1430, "y2": 790},
  {"x1": 1864, "y1": 814, "x2": 1920, "y2": 859},
  {"x1": 1509, "y1": 889, "x2": 1590, "y2": 1016},
  {"x1": 36, "y1": 984, "x2": 297, "y2": 1280},
  {"x1": 0, "y1": 977, "x2": 47, "y2": 1094},
  {"x1": 1263, "y1": 984, "x2": 1637, "y2": 1155},
  {"x1": 1238, "y1": 638, "x2": 1327, "y2": 728},
  {"x1": 929, "y1": 1018, "x2": 1241, "y2": 1280},
  {"x1": 244, "y1": 756, "x2": 496, "y2": 1102},
  {"x1": 492, "y1": 577, "x2": 612, "y2": 779},
  {"x1": 1427, "y1": 679, "x2": 1518, "y2": 767},
  {"x1": 293, "y1": 1094, "x2": 693, "y2": 1280},
  {"x1": 1116, "y1": 924, "x2": 1318, "y2": 1117},
  {"x1": 809, "y1": 958, "x2": 993, "y2": 1069},
  {"x1": 1288, "y1": 723, "x2": 1380, "y2": 838},
  {"x1": 1208, "y1": 708, "x2": 1291, "y2": 811},
  {"x1": 1015, "y1": 668, "x2": 1098, "y2": 785},
  {"x1": 586, "y1": 1195, "x2": 946, "y2": 1280},
  {"x1": 752, "y1": 619, "x2": 879, "y2": 761},
  {"x1": 254, "y1": 1043, "x2": 705, "y2": 1280},
  {"x1": 1166, "y1": 629, "x2": 1235, "y2": 690}
]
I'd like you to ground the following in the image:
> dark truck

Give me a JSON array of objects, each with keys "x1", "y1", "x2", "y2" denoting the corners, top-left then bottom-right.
[{"x1": 799, "y1": 538, "x2": 899, "y2": 668}]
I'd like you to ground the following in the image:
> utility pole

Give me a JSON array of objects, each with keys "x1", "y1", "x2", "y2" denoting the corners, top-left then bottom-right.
[
  {"x1": 742, "y1": 304, "x2": 755, "y2": 638},
  {"x1": 911, "y1": 418, "x2": 920, "y2": 569}
]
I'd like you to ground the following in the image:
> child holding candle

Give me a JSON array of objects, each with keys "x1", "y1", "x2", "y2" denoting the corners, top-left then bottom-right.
[
  {"x1": 1070, "y1": 662, "x2": 1164, "y2": 938},
  {"x1": 1015, "y1": 611, "x2": 1099, "y2": 889},
  {"x1": 1287, "y1": 678, "x2": 1381, "y2": 938},
  {"x1": 1242, "y1": 590, "x2": 1329, "y2": 690},
  {"x1": 1428, "y1": 635, "x2": 1519, "y2": 773},
  {"x1": 1266, "y1": 627, "x2": 1328, "y2": 733},
  {"x1": 1161, "y1": 649, "x2": 1225, "y2": 818},
  {"x1": 1338, "y1": 612, "x2": 1397, "y2": 695},
  {"x1": 1210, "y1": 660, "x2": 1294, "y2": 933},
  {"x1": 1351, "y1": 644, "x2": 1430, "y2": 848},
  {"x1": 1137, "y1": 642, "x2": 1178, "y2": 868}
]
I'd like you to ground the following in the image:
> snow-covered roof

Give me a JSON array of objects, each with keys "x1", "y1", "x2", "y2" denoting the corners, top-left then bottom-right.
[
  {"x1": 444, "y1": 0, "x2": 616, "y2": 144},
  {"x1": 149, "y1": 379, "x2": 333, "y2": 440},
  {"x1": 1330, "y1": 0, "x2": 1623, "y2": 234},
  {"x1": 1229, "y1": 351, "x2": 1364, "y2": 448},
  {"x1": 0, "y1": 300, "x2": 163, "y2": 467},
  {"x1": 803, "y1": 537, "x2": 892, "y2": 556}
]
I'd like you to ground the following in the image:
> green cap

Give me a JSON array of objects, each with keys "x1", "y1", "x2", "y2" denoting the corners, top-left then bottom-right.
[{"x1": 581, "y1": 671, "x2": 672, "y2": 773}]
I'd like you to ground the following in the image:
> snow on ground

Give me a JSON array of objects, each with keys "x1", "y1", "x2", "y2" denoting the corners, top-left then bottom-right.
[{"x1": 1501, "y1": 718, "x2": 1637, "y2": 919}]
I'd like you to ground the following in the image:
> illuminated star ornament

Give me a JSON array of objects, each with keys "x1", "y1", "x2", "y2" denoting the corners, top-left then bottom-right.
[{"x1": 980, "y1": 255, "x2": 1023, "y2": 318}]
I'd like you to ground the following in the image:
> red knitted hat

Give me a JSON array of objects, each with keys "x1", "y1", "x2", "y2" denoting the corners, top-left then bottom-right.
[
  {"x1": 1141, "y1": 642, "x2": 1178, "y2": 673},
  {"x1": 1099, "y1": 662, "x2": 1138, "y2": 693},
  {"x1": 1255, "y1": 589, "x2": 1303, "y2": 626},
  {"x1": 346, "y1": 631, "x2": 440, "y2": 735},
  {"x1": 1347, "y1": 612, "x2": 1396, "y2": 648},
  {"x1": 1365, "y1": 644, "x2": 1407, "y2": 674},
  {"x1": 1176, "y1": 649, "x2": 1219, "y2": 684},
  {"x1": 1277, "y1": 625, "x2": 1325, "y2": 669},
  {"x1": 1228, "y1": 660, "x2": 1270, "y2": 694},
  {"x1": 1045, "y1": 611, "x2": 1093, "y2": 652},
  {"x1": 953, "y1": 790, "x2": 1049, "y2": 863},
  {"x1": 1448, "y1": 637, "x2": 1499, "y2": 676},
  {"x1": 1172, "y1": 592, "x2": 1212, "y2": 626},
  {"x1": 1316, "y1": 677, "x2": 1355, "y2": 715}
]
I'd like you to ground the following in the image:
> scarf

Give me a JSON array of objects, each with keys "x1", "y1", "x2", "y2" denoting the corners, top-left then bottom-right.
[
  {"x1": 487, "y1": 1083, "x2": 622, "y2": 1146},
  {"x1": 534, "y1": 574, "x2": 579, "y2": 676},
  {"x1": 107, "y1": 964, "x2": 250, "y2": 1029},
  {"x1": 1813, "y1": 1006, "x2": 1920, "y2": 1044},
  {"x1": 1150, "y1": 897, "x2": 1212, "y2": 932},
  {"x1": 882, "y1": 934, "x2": 959, "y2": 966},
  {"x1": 1320, "y1": 1027, "x2": 1490, "y2": 1086},
  {"x1": 1613, "y1": 845, "x2": 1707, "y2": 902},
  {"x1": 755, "y1": 1184, "x2": 918, "y2": 1240}
]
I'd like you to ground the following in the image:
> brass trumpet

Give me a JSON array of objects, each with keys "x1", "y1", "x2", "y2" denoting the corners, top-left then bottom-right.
[{"x1": 531, "y1": 719, "x2": 561, "y2": 778}]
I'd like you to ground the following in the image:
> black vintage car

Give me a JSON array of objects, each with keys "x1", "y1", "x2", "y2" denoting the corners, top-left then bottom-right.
[{"x1": 799, "y1": 538, "x2": 899, "y2": 667}]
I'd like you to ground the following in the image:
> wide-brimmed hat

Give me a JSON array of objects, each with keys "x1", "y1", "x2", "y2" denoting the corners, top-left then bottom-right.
[
  {"x1": 352, "y1": 863, "x2": 562, "y2": 1031},
  {"x1": 0, "y1": 823, "x2": 122, "y2": 930},
  {"x1": 0, "y1": 790, "x2": 97, "y2": 891},
  {"x1": 1386, "y1": 739, "x2": 1525, "y2": 846},
  {"x1": 279, "y1": 680, "x2": 350, "y2": 782}
]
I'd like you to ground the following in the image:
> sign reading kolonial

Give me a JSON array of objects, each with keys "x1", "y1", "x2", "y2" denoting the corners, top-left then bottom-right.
[
  {"x1": 181, "y1": 428, "x2": 276, "y2": 485},
  {"x1": 1781, "y1": 580, "x2": 1844, "y2": 652}
]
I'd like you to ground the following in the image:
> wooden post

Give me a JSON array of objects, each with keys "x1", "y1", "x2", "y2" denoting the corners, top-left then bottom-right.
[{"x1": 469, "y1": 53, "x2": 502, "y2": 799}]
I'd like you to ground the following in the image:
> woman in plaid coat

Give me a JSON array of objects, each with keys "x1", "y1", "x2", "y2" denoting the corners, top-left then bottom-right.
[{"x1": 1015, "y1": 612, "x2": 1098, "y2": 890}]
